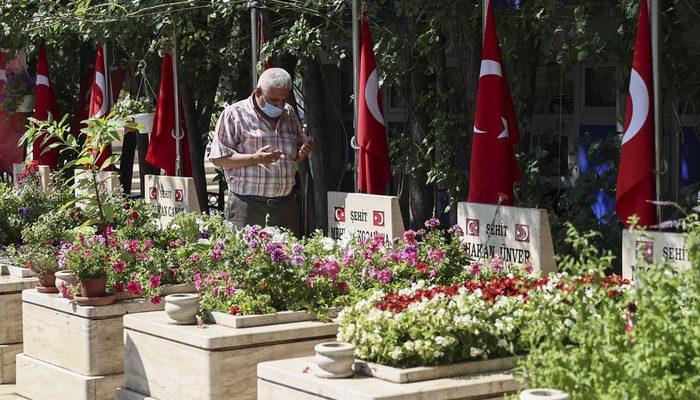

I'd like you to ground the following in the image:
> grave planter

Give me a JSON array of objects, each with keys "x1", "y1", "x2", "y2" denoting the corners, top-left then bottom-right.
[
  {"x1": 15, "y1": 289, "x2": 169, "y2": 400},
  {"x1": 117, "y1": 310, "x2": 339, "y2": 400},
  {"x1": 0, "y1": 274, "x2": 39, "y2": 383},
  {"x1": 257, "y1": 356, "x2": 523, "y2": 400}
]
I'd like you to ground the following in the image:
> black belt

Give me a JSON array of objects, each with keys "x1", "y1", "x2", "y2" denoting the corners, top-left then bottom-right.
[{"x1": 234, "y1": 192, "x2": 293, "y2": 206}]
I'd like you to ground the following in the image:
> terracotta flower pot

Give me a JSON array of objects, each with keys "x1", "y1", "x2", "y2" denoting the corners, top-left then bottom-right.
[
  {"x1": 36, "y1": 272, "x2": 59, "y2": 293},
  {"x1": 38, "y1": 272, "x2": 56, "y2": 288},
  {"x1": 80, "y1": 276, "x2": 108, "y2": 298}
]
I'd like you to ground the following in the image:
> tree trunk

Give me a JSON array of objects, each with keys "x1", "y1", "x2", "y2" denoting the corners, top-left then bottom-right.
[
  {"x1": 181, "y1": 85, "x2": 212, "y2": 213},
  {"x1": 302, "y1": 58, "x2": 329, "y2": 232}
]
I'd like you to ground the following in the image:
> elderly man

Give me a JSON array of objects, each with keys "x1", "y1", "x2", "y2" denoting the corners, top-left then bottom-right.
[{"x1": 209, "y1": 68, "x2": 313, "y2": 235}]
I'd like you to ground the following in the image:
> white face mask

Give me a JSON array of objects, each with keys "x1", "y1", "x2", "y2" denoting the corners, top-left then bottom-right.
[{"x1": 260, "y1": 95, "x2": 284, "y2": 118}]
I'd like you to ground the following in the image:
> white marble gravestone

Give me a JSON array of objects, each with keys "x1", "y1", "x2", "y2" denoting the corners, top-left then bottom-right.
[
  {"x1": 12, "y1": 163, "x2": 51, "y2": 191},
  {"x1": 144, "y1": 174, "x2": 200, "y2": 226},
  {"x1": 327, "y1": 192, "x2": 404, "y2": 241},
  {"x1": 621, "y1": 229, "x2": 690, "y2": 280},
  {"x1": 73, "y1": 169, "x2": 120, "y2": 200},
  {"x1": 457, "y1": 202, "x2": 556, "y2": 274}
]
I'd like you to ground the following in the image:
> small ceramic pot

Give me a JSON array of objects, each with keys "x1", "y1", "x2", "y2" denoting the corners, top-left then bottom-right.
[
  {"x1": 314, "y1": 342, "x2": 355, "y2": 379},
  {"x1": 80, "y1": 276, "x2": 107, "y2": 298},
  {"x1": 55, "y1": 270, "x2": 77, "y2": 298},
  {"x1": 520, "y1": 389, "x2": 570, "y2": 400},
  {"x1": 164, "y1": 293, "x2": 199, "y2": 325},
  {"x1": 132, "y1": 112, "x2": 155, "y2": 134}
]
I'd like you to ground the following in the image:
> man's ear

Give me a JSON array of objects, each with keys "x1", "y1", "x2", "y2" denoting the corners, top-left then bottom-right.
[{"x1": 254, "y1": 87, "x2": 262, "y2": 96}]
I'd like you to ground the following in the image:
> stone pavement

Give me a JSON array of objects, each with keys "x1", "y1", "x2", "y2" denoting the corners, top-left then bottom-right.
[{"x1": 1, "y1": 383, "x2": 24, "y2": 399}]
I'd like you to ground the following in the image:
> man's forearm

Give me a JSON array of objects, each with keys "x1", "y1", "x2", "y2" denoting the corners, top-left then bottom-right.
[{"x1": 211, "y1": 153, "x2": 259, "y2": 169}]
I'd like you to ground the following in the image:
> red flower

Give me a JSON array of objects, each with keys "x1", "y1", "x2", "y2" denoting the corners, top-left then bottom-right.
[
  {"x1": 130, "y1": 210, "x2": 139, "y2": 219},
  {"x1": 150, "y1": 296, "x2": 161, "y2": 305},
  {"x1": 149, "y1": 275, "x2": 161, "y2": 289},
  {"x1": 230, "y1": 306, "x2": 240, "y2": 315},
  {"x1": 416, "y1": 262, "x2": 428, "y2": 273}
]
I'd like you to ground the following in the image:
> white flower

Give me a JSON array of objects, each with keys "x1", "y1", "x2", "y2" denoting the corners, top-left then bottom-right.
[
  {"x1": 470, "y1": 347, "x2": 483, "y2": 358},
  {"x1": 321, "y1": 237, "x2": 335, "y2": 251},
  {"x1": 564, "y1": 319, "x2": 574, "y2": 327},
  {"x1": 389, "y1": 347, "x2": 403, "y2": 360},
  {"x1": 498, "y1": 339, "x2": 509, "y2": 349},
  {"x1": 170, "y1": 223, "x2": 181, "y2": 230},
  {"x1": 570, "y1": 309, "x2": 579, "y2": 320}
]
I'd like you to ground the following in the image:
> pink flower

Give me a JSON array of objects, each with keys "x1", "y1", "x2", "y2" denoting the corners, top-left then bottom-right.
[
  {"x1": 469, "y1": 262, "x2": 481, "y2": 276},
  {"x1": 429, "y1": 269, "x2": 437, "y2": 279},
  {"x1": 190, "y1": 253, "x2": 201, "y2": 263},
  {"x1": 491, "y1": 254, "x2": 504, "y2": 273},
  {"x1": 336, "y1": 280, "x2": 349, "y2": 293},
  {"x1": 112, "y1": 259, "x2": 125, "y2": 272},
  {"x1": 376, "y1": 269, "x2": 393, "y2": 284},
  {"x1": 149, "y1": 275, "x2": 161, "y2": 289},
  {"x1": 150, "y1": 296, "x2": 161, "y2": 305},
  {"x1": 126, "y1": 280, "x2": 142, "y2": 295},
  {"x1": 403, "y1": 230, "x2": 418, "y2": 246},
  {"x1": 428, "y1": 249, "x2": 446, "y2": 262},
  {"x1": 59, "y1": 282, "x2": 72, "y2": 299},
  {"x1": 424, "y1": 218, "x2": 440, "y2": 229},
  {"x1": 225, "y1": 285, "x2": 235, "y2": 296},
  {"x1": 113, "y1": 282, "x2": 124, "y2": 293},
  {"x1": 306, "y1": 277, "x2": 314, "y2": 287},
  {"x1": 523, "y1": 261, "x2": 534, "y2": 276}
]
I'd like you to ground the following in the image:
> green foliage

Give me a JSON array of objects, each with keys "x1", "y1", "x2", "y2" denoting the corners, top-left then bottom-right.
[
  {"x1": 112, "y1": 93, "x2": 155, "y2": 116},
  {"x1": 516, "y1": 221, "x2": 700, "y2": 399}
]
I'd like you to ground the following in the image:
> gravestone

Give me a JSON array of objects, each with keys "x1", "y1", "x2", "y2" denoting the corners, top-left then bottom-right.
[
  {"x1": 327, "y1": 192, "x2": 404, "y2": 241},
  {"x1": 144, "y1": 175, "x2": 200, "y2": 226},
  {"x1": 621, "y1": 229, "x2": 690, "y2": 280},
  {"x1": 457, "y1": 202, "x2": 556, "y2": 275},
  {"x1": 12, "y1": 163, "x2": 51, "y2": 191},
  {"x1": 74, "y1": 169, "x2": 120, "y2": 200}
]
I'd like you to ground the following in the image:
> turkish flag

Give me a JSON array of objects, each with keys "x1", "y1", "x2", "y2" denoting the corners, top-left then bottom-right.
[
  {"x1": 70, "y1": 63, "x2": 94, "y2": 138},
  {"x1": 616, "y1": 1, "x2": 656, "y2": 227},
  {"x1": 32, "y1": 43, "x2": 61, "y2": 170},
  {"x1": 357, "y1": 19, "x2": 391, "y2": 195},
  {"x1": 467, "y1": 1, "x2": 521, "y2": 206},
  {"x1": 88, "y1": 46, "x2": 113, "y2": 168},
  {"x1": 145, "y1": 53, "x2": 191, "y2": 177}
]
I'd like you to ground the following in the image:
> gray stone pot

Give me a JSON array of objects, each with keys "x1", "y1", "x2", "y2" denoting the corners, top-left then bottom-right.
[
  {"x1": 54, "y1": 270, "x2": 77, "y2": 298},
  {"x1": 520, "y1": 389, "x2": 570, "y2": 400},
  {"x1": 313, "y1": 342, "x2": 355, "y2": 379},
  {"x1": 164, "y1": 293, "x2": 199, "y2": 325}
]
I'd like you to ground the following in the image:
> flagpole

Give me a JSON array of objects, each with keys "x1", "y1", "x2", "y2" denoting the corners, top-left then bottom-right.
[
  {"x1": 649, "y1": 0, "x2": 662, "y2": 222},
  {"x1": 482, "y1": 0, "x2": 488, "y2": 34},
  {"x1": 250, "y1": 0, "x2": 260, "y2": 89},
  {"x1": 102, "y1": 43, "x2": 111, "y2": 109},
  {"x1": 171, "y1": 34, "x2": 182, "y2": 177},
  {"x1": 352, "y1": 0, "x2": 361, "y2": 192}
]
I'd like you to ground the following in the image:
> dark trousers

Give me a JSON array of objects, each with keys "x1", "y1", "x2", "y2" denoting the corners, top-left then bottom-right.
[{"x1": 226, "y1": 192, "x2": 300, "y2": 236}]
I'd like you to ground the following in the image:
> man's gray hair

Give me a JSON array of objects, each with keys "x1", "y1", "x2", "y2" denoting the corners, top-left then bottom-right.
[{"x1": 257, "y1": 68, "x2": 292, "y2": 92}]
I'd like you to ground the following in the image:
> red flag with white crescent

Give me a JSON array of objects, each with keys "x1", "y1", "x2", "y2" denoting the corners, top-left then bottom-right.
[
  {"x1": 467, "y1": 1, "x2": 521, "y2": 206},
  {"x1": 32, "y1": 42, "x2": 61, "y2": 170},
  {"x1": 145, "y1": 53, "x2": 192, "y2": 177},
  {"x1": 357, "y1": 19, "x2": 391, "y2": 195},
  {"x1": 615, "y1": 0, "x2": 656, "y2": 227},
  {"x1": 88, "y1": 46, "x2": 113, "y2": 169}
]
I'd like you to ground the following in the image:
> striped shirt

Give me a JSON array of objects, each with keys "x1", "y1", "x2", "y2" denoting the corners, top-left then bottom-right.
[{"x1": 208, "y1": 96, "x2": 305, "y2": 197}]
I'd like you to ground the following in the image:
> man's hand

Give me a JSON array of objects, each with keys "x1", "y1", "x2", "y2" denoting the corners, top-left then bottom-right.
[
  {"x1": 296, "y1": 136, "x2": 314, "y2": 161},
  {"x1": 253, "y1": 145, "x2": 284, "y2": 165}
]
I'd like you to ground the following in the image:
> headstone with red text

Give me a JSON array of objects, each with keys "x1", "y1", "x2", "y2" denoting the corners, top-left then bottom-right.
[
  {"x1": 621, "y1": 229, "x2": 690, "y2": 280},
  {"x1": 457, "y1": 202, "x2": 556, "y2": 275},
  {"x1": 327, "y1": 192, "x2": 404, "y2": 241},
  {"x1": 144, "y1": 174, "x2": 200, "y2": 226}
]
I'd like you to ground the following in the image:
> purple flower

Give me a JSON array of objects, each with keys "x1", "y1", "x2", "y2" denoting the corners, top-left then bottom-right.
[
  {"x1": 376, "y1": 269, "x2": 393, "y2": 284},
  {"x1": 292, "y1": 243, "x2": 304, "y2": 255},
  {"x1": 266, "y1": 242, "x2": 289, "y2": 263},
  {"x1": 401, "y1": 247, "x2": 419, "y2": 266},
  {"x1": 225, "y1": 285, "x2": 235, "y2": 296},
  {"x1": 293, "y1": 255, "x2": 304, "y2": 265},
  {"x1": 429, "y1": 269, "x2": 437, "y2": 279},
  {"x1": 247, "y1": 225, "x2": 261, "y2": 241},
  {"x1": 424, "y1": 218, "x2": 440, "y2": 229},
  {"x1": 403, "y1": 230, "x2": 418, "y2": 245},
  {"x1": 200, "y1": 230, "x2": 210, "y2": 239},
  {"x1": 19, "y1": 207, "x2": 32, "y2": 217}
]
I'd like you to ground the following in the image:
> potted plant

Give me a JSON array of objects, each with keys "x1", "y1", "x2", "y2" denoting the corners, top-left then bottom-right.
[
  {"x1": 0, "y1": 71, "x2": 35, "y2": 114},
  {"x1": 61, "y1": 234, "x2": 116, "y2": 304},
  {"x1": 24, "y1": 251, "x2": 61, "y2": 293},
  {"x1": 113, "y1": 93, "x2": 155, "y2": 133}
]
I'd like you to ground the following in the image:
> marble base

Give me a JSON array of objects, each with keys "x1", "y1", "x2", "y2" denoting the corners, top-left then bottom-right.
[
  {"x1": 123, "y1": 311, "x2": 339, "y2": 400},
  {"x1": 0, "y1": 275, "x2": 38, "y2": 344},
  {"x1": 257, "y1": 356, "x2": 522, "y2": 400},
  {"x1": 6, "y1": 266, "x2": 36, "y2": 279},
  {"x1": 16, "y1": 353, "x2": 122, "y2": 400},
  {"x1": 21, "y1": 289, "x2": 167, "y2": 376},
  {"x1": 0, "y1": 343, "x2": 22, "y2": 383}
]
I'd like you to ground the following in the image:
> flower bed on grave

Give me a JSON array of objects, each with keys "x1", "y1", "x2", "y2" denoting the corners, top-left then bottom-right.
[{"x1": 337, "y1": 272, "x2": 631, "y2": 370}]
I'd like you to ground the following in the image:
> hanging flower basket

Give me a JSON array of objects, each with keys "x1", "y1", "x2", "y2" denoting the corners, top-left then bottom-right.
[{"x1": 131, "y1": 112, "x2": 155, "y2": 134}]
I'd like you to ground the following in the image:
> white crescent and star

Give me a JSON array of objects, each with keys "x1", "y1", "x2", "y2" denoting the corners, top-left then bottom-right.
[
  {"x1": 621, "y1": 68, "x2": 649, "y2": 146},
  {"x1": 467, "y1": 220, "x2": 478, "y2": 235},
  {"x1": 374, "y1": 211, "x2": 385, "y2": 226},
  {"x1": 517, "y1": 226, "x2": 529, "y2": 241},
  {"x1": 36, "y1": 74, "x2": 49, "y2": 87},
  {"x1": 473, "y1": 59, "x2": 509, "y2": 139},
  {"x1": 364, "y1": 69, "x2": 384, "y2": 126},
  {"x1": 335, "y1": 208, "x2": 344, "y2": 222}
]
